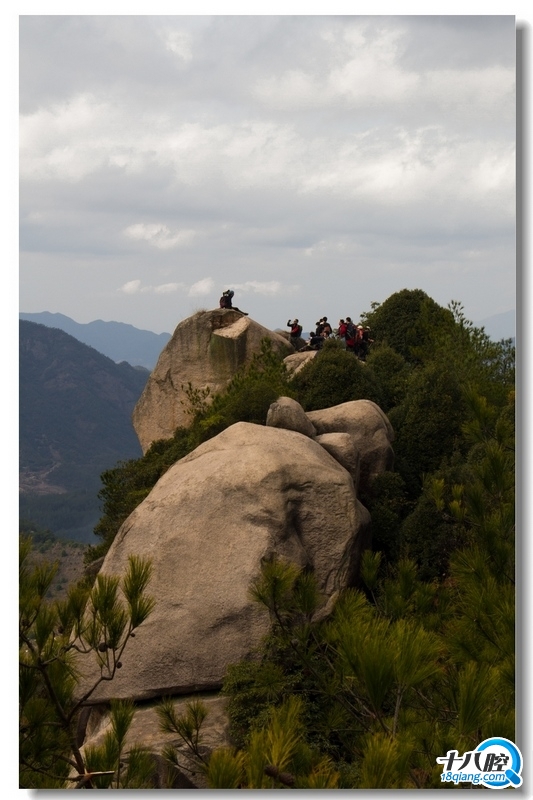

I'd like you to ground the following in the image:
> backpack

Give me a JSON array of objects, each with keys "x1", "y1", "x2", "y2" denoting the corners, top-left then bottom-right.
[
  {"x1": 294, "y1": 324, "x2": 302, "y2": 338},
  {"x1": 345, "y1": 323, "x2": 356, "y2": 346}
]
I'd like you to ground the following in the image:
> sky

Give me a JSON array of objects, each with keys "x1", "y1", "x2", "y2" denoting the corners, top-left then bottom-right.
[{"x1": 18, "y1": 12, "x2": 518, "y2": 335}]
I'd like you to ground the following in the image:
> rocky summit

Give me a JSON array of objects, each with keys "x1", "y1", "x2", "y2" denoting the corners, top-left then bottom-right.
[
  {"x1": 78, "y1": 316, "x2": 396, "y2": 783},
  {"x1": 132, "y1": 309, "x2": 293, "y2": 453}
]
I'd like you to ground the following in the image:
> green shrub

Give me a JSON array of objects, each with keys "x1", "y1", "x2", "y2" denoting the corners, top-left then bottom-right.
[
  {"x1": 292, "y1": 339, "x2": 383, "y2": 411},
  {"x1": 361, "y1": 288, "x2": 454, "y2": 363}
]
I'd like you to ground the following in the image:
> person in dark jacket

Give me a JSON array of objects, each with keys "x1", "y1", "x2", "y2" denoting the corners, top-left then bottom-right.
[
  {"x1": 321, "y1": 317, "x2": 332, "y2": 337},
  {"x1": 287, "y1": 318, "x2": 303, "y2": 346},
  {"x1": 359, "y1": 327, "x2": 374, "y2": 361},
  {"x1": 219, "y1": 289, "x2": 248, "y2": 315}
]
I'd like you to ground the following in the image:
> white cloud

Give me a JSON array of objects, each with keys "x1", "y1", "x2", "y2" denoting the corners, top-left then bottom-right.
[
  {"x1": 123, "y1": 223, "x2": 196, "y2": 249},
  {"x1": 120, "y1": 280, "x2": 142, "y2": 294},
  {"x1": 154, "y1": 283, "x2": 185, "y2": 294},
  {"x1": 161, "y1": 28, "x2": 193, "y2": 62},
  {"x1": 232, "y1": 281, "x2": 299, "y2": 296},
  {"x1": 20, "y1": 94, "x2": 114, "y2": 181},
  {"x1": 305, "y1": 240, "x2": 347, "y2": 257},
  {"x1": 188, "y1": 278, "x2": 215, "y2": 296},
  {"x1": 119, "y1": 279, "x2": 184, "y2": 295}
]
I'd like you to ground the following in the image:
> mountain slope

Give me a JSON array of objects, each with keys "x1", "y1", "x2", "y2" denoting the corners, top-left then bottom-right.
[
  {"x1": 19, "y1": 312, "x2": 171, "y2": 369},
  {"x1": 20, "y1": 321, "x2": 149, "y2": 541}
]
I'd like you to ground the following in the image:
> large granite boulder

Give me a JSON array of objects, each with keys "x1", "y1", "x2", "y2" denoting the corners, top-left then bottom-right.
[
  {"x1": 315, "y1": 432, "x2": 361, "y2": 488},
  {"x1": 306, "y1": 399, "x2": 395, "y2": 494},
  {"x1": 86, "y1": 421, "x2": 370, "y2": 702},
  {"x1": 132, "y1": 310, "x2": 293, "y2": 453},
  {"x1": 266, "y1": 396, "x2": 317, "y2": 437}
]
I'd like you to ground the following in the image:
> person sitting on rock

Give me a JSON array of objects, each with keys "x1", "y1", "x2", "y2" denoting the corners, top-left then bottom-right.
[
  {"x1": 299, "y1": 331, "x2": 324, "y2": 351},
  {"x1": 219, "y1": 289, "x2": 248, "y2": 315}
]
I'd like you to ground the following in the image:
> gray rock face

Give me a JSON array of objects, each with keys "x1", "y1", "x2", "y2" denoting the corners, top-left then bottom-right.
[
  {"x1": 88, "y1": 421, "x2": 370, "y2": 702},
  {"x1": 266, "y1": 396, "x2": 317, "y2": 437},
  {"x1": 315, "y1": 432, "x2": 361, "y2": 488},
  {"x1": 283, "y1": 350, "x2": 318, "y2": 376},
  {"x1": 132, "y1": 310, "x2": 293, "y2": 453},
  {"x1": 307, "y1": 400, "x2": 395, "y2": 494}
]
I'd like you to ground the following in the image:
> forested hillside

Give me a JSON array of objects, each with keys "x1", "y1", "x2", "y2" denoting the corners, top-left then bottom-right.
[
  {"x1": 20, "y1": 290, "x2": 516, "y2": 788},
  {"x1": 20, "y1": 321, "x2": 148, "y2": 541}
]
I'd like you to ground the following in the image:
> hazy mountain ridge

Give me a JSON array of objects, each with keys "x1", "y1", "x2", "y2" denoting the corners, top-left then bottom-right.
[
  {"x1": 20, "y1": 321, "x2": 149, "y2": 541},
  {"x1": 475, "y1": 309, "x2": 515, "y2": 342},
  {"x1": 19, "y1": 312, "x2": 172, "y2": 370},
  {"x1": 19, "y1": 311, "x2": 515, "y2": 368}
]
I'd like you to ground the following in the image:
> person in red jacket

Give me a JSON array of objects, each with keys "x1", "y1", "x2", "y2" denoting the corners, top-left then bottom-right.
[
  {"x1": 287, "y1": 318, "x2": 303, "y2": 346},
  {"x1": 344, "y1": 317, "x2": 356, "y2": 353}
]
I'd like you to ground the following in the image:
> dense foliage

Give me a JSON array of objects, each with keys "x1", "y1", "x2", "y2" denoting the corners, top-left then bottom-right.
[
  {"x1": 58, "y1": 288, "x2": 514, "y2": 790},
  {"x1": 19, "y1": 537, "x2": 155, "y2": 788}
]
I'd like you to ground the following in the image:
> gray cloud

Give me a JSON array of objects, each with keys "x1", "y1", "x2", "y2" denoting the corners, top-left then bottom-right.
[{"x1": 19, "y1": 15, "x2": 516, "y2": 334}]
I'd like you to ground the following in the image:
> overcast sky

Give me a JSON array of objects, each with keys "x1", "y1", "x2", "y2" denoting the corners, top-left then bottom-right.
[{"x1": 19, "y1": 13, "x2": 517, "y2": 335}]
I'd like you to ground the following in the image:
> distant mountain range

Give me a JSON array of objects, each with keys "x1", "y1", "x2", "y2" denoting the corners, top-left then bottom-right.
[
  {"x1": 20, "y1": 321, "x2": 149, "y2": 542},
  {"x1": 19, "y1": 312, "x2": 172, "y2": 370},
  {"x1": 19, "y1": 310, "x2": 515, "y2": 371},
  {"x1": 475, "y1": 309, "x2": 515, "y2": 342}
]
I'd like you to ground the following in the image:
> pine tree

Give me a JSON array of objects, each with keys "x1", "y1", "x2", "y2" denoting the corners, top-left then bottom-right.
[{"x1": 19, "y1": 538, "x2": 155, "y2": 788}]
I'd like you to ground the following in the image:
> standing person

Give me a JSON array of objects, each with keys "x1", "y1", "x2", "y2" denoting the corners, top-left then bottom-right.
[
  {"x1": 344, "y1": 317, "x2": 356, "y2": 353},
  {"x1": 359, "y1": 327, "x2": 373, "y2": 361},
  {"x1": 287, "y1": 318, "x2": 303, "y2": 346},
  {"x1": 321, "y1": 317, "x2": 333, "y2": 337},
  {"x1": 354, "y1": 325, "x2": 364, "y2": 359},
  {"x1": 315, "y1": 318, "x2": 326, "y2": 336},
  {"x1": 337, "y1": 319, "x2": 347, "y2": 348}
]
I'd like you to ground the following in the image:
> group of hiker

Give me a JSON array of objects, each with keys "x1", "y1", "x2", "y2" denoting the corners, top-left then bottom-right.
[
  {"x1": 287, "y1": 316, "x2": 374, "y2": 361},
  {"x1": 218, "y1": 289, "x2": 372, "y2": 361}
]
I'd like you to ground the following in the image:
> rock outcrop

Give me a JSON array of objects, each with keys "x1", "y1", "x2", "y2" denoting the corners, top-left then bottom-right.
[
  {"x1": 283, "y1": 350, "x2": 318, "y2": 376},
  {"x1": 266, "y1": 395, "x2": 317, "y2": 437},
  {"x1": 132, "y1": 310, "x2": 293, "y2": 453},
  {"x1": 307, "y1": 400, "x2": 395, "y2": 495},
  {"x1": 85, "y1": 421, "x2": 372, "y2": 702}
]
